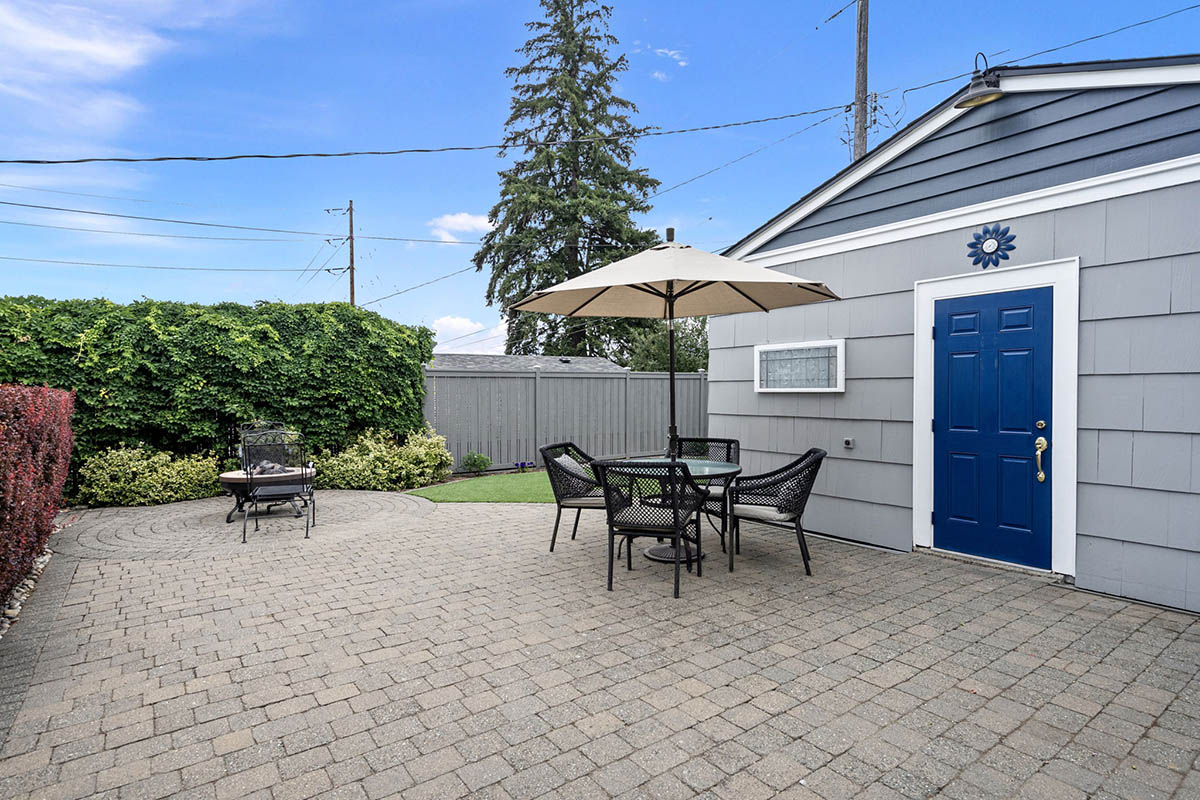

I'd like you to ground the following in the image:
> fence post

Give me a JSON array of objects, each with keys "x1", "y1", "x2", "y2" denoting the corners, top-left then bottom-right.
[
  {"x1": 623, "y1": 368, "x2": 631, "y2": 457},
  {"x1": 532, "y1": 367, "x2": 541, "y2": 463},
  {"x1": 697, "y1": 369, "x2": 706, "y2": 436}
]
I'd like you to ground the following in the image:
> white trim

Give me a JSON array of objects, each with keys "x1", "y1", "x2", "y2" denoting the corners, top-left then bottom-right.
[
  {"x1": 742, "y1": 151, "x2": 1200, "y2": 266},
  {"x1": 911, "y1": 257, "x2": 1079, "y2": 577},
  {"x1": 725, "y1": 103, "x2": 967, "y2": 260},
  {"x1": 1001, "y1": 64, "x2": 1200, "y2": 93},
  {"x1": 753, "y1": 338, "x2": 845, "y2": 393}
]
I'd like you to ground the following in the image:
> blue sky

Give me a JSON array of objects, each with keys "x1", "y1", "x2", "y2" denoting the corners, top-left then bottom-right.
[{"x1": 1, "y1": 0, "x2": 1198, "y2": 353}]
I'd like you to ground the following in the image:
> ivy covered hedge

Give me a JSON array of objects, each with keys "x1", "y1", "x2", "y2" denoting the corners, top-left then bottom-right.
[
  {"x1": 0, "y1": 385, "x2": 74, "y2": 600},
  {"x1": 0, "y1": 297, "x2": 434, "y2": 475}
]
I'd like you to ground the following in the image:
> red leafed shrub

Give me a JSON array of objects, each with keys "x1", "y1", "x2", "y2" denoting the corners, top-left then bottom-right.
[{"x1": 0, "y1": 385, "x2": 75, "y2": 601}]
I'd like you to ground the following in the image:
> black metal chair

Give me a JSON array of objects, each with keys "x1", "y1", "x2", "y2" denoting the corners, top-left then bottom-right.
[
  {"x1": 540, "y1": 442, "x2": 604, "y2": 552},
  {"x1": 728, "y1": 448, "x2": 826, "y2": 575},
  {"x1": 669, "y1": 437, "x2": 740, "y2": 552},
  {"x1": 594, "y1": 460, "x2": 707, "y2": 598},
  {"x1": 241, "y1": 429, "x2": 315, "y2": 544}
]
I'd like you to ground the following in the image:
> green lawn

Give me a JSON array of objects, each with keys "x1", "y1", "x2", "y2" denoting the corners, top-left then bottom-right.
[{"x1": 410, "y1": 470, "x2": 555, "y2": 503}]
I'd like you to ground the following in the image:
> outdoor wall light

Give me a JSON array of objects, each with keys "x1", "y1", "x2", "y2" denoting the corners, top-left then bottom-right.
[{"x1": 954, "y1": 52, "x2": 1004, "y2": 109}]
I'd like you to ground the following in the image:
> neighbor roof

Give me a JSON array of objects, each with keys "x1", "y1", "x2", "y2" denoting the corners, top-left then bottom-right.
[
  {"x1": 725, "y1": 53, "x2": 1200, "y2": 260},
  {"x1": 426, "y1": 353, "x2": 626, "y2": 373}
]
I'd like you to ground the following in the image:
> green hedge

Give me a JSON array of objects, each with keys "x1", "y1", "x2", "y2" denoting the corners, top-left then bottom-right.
[
  {"x1": 0, "y1": 297, "x2": 434, "y2": 474},
  {"x1": 315, "y1": 427, "x2": 452, "y2": 491},
  {"x1": 77, "y1": 445, "x2": 222, "y2": 507}
]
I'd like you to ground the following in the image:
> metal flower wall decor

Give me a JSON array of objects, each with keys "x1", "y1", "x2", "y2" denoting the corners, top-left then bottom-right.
[{"x1": 967, "y1": 223, "x2": 1016, "y2": 268}]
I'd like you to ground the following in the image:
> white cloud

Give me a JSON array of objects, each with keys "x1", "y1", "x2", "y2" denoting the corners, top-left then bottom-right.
[
  {"x1": 0, "y1": 1, "x2": 262, "y2": 160},
  {"x1": 426, "y1": 212, "x2": 494, "y2": 243},
  {"x1": 654, "y1": 48, "x2": 688, "y2": 67},
  {"x1": 650, "y1": 71, "x2": 669, "y2": 82},
  {"x1": 433, "y1": 316, "x2": 507, "y2": 354}
]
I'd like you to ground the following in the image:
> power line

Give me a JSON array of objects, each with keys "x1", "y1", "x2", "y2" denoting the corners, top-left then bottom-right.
[
  {"x1": 0, "y1": 199, "x2": 482, "y2": 244},
  {"x1": 0, "y1": 255, "x2": 318, "y2": 272},
  {"x1": 360, "y1": 266, "x2": 477, "y2": 307},
  {"x1": 898, "y1": 3, "x2": 1200, "y2": 102},
  {"x1": 651, "y1": 114, "x2": 839, "y2": 199},
  {"x1": 0, "y1": 218, "x2": 304, "y2": 242},
  {"x1": 1, "y1": 107, "x2": 849, "y2": 166},
  {"x1": 298, "y1": 240, "x2": 348, "y2": 289},
  {"x1": 0, "y1": 199, "x2": 334, "y2": 236},
  {"x1": 357, "y1": 234, "x2": 480, "y2": 244},
  {"x1": 0, "y1": 181, "x2": 194, "y2": 206}
]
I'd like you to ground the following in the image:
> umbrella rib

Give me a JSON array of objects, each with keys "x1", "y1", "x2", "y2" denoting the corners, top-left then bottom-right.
[
  {"x1": 565, "y1": 286, "x2": 610, "y2": 316},
  {"x1": 673, "y1": 281, "x2": 714, "y2": 300},
  {"x1": 727, "y1": 283, "x2": 770, "y2": 313},
  {"x1": 510, "y1": 293, "x2": 540, "y2": 311},
  {"x1": 630, "y1": 283, "x2": 667, "y2": 299}
]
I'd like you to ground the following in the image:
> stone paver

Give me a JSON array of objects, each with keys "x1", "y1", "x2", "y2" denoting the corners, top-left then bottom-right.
[{"x1": 0, "y1": 489, "x2": 1197, "y2": 799}]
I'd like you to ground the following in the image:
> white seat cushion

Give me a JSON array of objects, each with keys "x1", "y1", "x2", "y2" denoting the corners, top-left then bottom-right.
[
  {"x1": 732, "y1": 504, "x2": 796, "y2": 523},
  {"x1": 560, "y1": 496, "x2": 605, "y2": 509},
  {"x1": 703, "y1": 484, "x2": 724, "y2": 498}
]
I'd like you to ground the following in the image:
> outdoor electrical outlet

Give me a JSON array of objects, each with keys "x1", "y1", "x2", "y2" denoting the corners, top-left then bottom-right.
[{"x1": 843, "y1": 437, "x2": 855, "y2": 449}]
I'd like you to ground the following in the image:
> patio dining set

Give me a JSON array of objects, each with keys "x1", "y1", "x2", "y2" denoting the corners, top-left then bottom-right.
[
  {"x1": 220, "y1": 421, "x2": 317, "y2": 543},
  {"x1": 541, "y1": 437, "x2": 826, "y2": 598}
]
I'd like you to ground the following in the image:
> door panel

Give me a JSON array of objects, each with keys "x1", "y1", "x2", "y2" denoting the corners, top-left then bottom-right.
[{"x1": 933, "y1": 287, "x2": 1053, "y2": 568}]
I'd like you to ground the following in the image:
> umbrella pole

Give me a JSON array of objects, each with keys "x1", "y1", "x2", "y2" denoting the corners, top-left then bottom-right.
[{"x1": 668, "y1": 285, "x2": 677, "y2": 456}]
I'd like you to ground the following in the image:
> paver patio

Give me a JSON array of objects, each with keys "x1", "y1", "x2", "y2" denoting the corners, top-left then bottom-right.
[{"x1": 0, "y1": 490, "x2": 1198, "y2": 799}]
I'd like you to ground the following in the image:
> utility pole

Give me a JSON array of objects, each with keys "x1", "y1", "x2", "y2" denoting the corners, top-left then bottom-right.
[
  {"x1": 852, "y1": 0, "x2": 869, "y2": 161},
  {"x1": 347, "y1": 199, "x2": 355, "y2": 306}
]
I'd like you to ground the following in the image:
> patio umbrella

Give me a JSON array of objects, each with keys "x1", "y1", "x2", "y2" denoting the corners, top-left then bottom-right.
[{"x1": 511, "y1": 229, "x2": 840, "y2": 444}]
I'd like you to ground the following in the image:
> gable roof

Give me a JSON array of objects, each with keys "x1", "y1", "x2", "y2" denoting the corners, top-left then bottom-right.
[
  {"x1": 725, "y1": 54, "x2": 1200, "y2": 261},
  {"x1": 426, "y1": 353, "x2": 626, "y2": 373}
]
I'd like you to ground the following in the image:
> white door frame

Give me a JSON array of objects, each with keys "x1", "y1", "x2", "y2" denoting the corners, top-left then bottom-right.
[{"x1": 911, "y1": 257, "x2": 1080, "y2": 576}]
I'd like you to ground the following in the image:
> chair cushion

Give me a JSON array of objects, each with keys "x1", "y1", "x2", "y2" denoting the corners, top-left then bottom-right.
[
  {"x1": 560, "y1": 496, "x2": 605, "y2": 509},
  {"x1": 554, "y1": 454, "x2": 594, "y2": 482},
  {"x1": 732, "y1": 504, "x2": 796, "y2": 523},
  {"x1": 704, "y1": 484, "x2": 724, "y2": 498}
]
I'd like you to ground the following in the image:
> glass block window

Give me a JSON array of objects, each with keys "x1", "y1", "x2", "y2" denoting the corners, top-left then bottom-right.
[{"x1": 754, "y1": 339, "x2": 845, "y2": 393}]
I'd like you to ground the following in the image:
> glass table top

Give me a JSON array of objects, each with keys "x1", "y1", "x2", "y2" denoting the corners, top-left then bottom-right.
[{"x1": 621, "y1": 458, "x2": 741, "y2": 478}]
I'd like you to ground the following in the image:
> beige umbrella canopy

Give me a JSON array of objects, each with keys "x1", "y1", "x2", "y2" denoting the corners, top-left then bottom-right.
[
  {"x1": 511, "y1": 239, "x2": 837, "y2": 318},
  {"x1": 512, "y1": 231, "x2": 840, "y2": 443}
]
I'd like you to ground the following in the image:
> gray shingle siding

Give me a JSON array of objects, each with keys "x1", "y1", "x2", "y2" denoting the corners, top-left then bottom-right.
[
  {"x1": 713, "y1": 183, "x2": 1200, "y2": 611},
  {"x1": 757, "y1": 84, "x2": 1200, "y2": 253}
]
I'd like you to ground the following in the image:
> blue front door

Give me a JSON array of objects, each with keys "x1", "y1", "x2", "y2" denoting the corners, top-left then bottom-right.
[{"x1": 933, "y1": 287, "x2": 1053, "y2": 569}]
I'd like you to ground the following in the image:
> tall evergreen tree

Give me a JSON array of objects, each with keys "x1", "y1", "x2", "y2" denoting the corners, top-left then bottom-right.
[{"x1": 473, "y1": 0, "x2": 660, "y2": 360}]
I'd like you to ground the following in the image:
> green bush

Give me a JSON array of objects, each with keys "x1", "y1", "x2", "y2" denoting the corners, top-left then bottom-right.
[
  {"x1": 459, "y1": 451, "x2": 492, "y2": 474},
  {"x1": 315, "y1": 427, "x2": 452, "y2": 491},
  {"x1": 77, "y1": 445, "x2": 221, "y2": 507},
  {"x1": 0, "y1": 297, "x2": 434, "y2": 483}
]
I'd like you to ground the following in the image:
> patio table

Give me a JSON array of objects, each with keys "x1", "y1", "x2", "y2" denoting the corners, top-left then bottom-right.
[
  {"x1": 219, "y1": 467, "x2": 315, "y2": 524},
  {"x1": 623, "y1": 458, "x2": 741, "y2": 563}
]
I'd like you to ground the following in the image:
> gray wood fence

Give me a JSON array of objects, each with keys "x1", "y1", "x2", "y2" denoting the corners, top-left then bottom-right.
[{"x1": 424, "y1": 369, "x2": 708, "y2": 471}]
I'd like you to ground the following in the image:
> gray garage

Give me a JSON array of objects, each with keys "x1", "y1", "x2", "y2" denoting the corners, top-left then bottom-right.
[{"x1": 714, "y1": 54, "x2": 1200, "y2": 612}]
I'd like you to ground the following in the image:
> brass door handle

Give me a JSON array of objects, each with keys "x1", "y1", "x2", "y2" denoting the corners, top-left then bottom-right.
[{"x1": 1035, "y1": 436, "x2": 1048, "y2": 482}]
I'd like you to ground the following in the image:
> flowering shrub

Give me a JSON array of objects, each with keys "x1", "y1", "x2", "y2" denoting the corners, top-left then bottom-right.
[
  {"x1": 76, "y1": 445, "x2": 221, "y2": 507},
  {"x1": 0, "y1": 385, "x2": 74, "y2": 600},
  {"x1": 315, "y1": 427, "x2": 452, "y2": 491}
]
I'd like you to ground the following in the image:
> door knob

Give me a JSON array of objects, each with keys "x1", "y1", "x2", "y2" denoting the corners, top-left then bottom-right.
[{"x1": 1034, "y1": 436, "x2": 1048, "y2": 482}]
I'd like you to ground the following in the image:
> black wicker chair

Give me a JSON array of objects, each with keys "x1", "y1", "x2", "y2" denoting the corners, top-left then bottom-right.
[
  {"x1": 540, "y1": 442, "x2": 604, "y2": 552},
  {"x1": 594, "y1": 460, "x2": 707, "y2": 598},
  {"x1": 668, "y1": 437, "x2": 740, "y2": 551},
  {"x1": 728, "y1": 448, "x2": 826, "y2": 574},
  {"x1": 241, "y1": 429, "x2": 315, "y2": 544}
]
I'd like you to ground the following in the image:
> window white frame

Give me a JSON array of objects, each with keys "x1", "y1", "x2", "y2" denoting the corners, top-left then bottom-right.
[
  {"x1": 911, "y1": 257, "x2": 1079, "y2": 576},
  {"x1": 753, "y1": 338, "x2": 846, "y2": 393}
]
